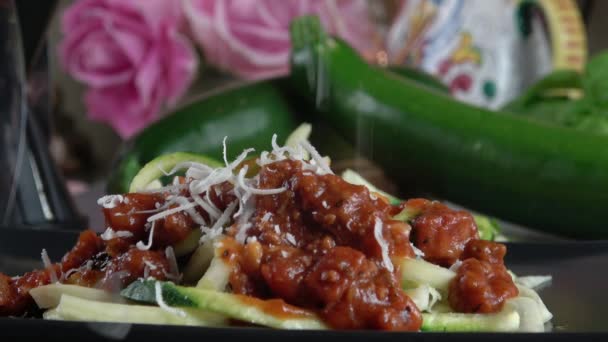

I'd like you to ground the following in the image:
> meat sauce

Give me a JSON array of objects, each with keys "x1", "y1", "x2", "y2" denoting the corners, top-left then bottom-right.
[
  {"x1": 406, "y1": 199, "x2": 479, "y2": 267},
  {"x1": 404, "y1": 199, "x2": 518, "y2": 313},
  {"x1": 224, "y1": 160, "x2": 421, "y2": 330},
  {"x1": 0, "y1": 157, "x2": 519, "y2": 328},
  {"x1": 0, "y1": 193, "x2": 182, "y2": 316}
]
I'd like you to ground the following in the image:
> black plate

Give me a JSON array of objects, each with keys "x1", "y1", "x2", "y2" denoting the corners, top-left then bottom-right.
[{"x1": 1, "y1": 227, "x2": 607, "y2": 341}]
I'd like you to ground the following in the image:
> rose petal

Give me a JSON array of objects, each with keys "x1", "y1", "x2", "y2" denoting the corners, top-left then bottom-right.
[
  {"x1": 59, "y1": 23, "x2": 133, "y2": 87},
  {"x1": 85, "y1": 83, "x2": 165, "y2": 139},
  {"x1": 60, "y1": 0, "x2": 199, "y2": 138},
  {"x1": 185, "y1": 0, "x2": 376, "y2": 80},
  {"x1": 163, "y1": 29, "x2": 198, "y2": 105},
  {"x1": 61, "y1": 0, "x2": 102, "y2": 34},
  {"x1": 213, "y1": 1, "x2": 289, "y2": 66},
  {"x1": 134, "y1": 47, "x2": 161, "y2": 108},
  {"x1": 106, "y1": 24, "x2": 150, "y2": 66}
]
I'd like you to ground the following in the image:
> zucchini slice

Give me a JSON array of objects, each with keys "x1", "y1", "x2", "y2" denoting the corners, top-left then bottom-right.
[
  {"x1": 403, "y1": 284, "x2": 442, "y2": 313},
  {"x1": 129, "y1": 152, "x2": 222, "y2": 192},
  {"x1": 30, "y1": 283, "x2": 125, "y2": 309},
  {"x1": 505, "y1": 297, "x2": 544, "y2": 332},
  {"x1": 49, "y1": 294, "x2": 227, "y2": 327},
  {"x1": 195, "y1": 237, "x2": 232, "y2": 291},
  {"x1": 421, "y1": 307, "x2": 520, "y2": 332},
  {"x1": 341, "y1": 169, "x2": 400, "y2": 205},
  {"x1": 121, "y1": 280, "x2": 327, "y2": 330},
  {"x1": 173, "y1": 229, "x2": 203, "y2": 257},
  {"x1": 516, "y1": 285, "x2": 553, "y2": 323},
  {"x1": 285, "y1": 122, "x2": 312, "y2": 160},
  {"x1": 400, "y1": 258, "x2": 456, "y2": 293},
  {"x1": 182, "y1": 238, "x2": 216, "y2": 285}
]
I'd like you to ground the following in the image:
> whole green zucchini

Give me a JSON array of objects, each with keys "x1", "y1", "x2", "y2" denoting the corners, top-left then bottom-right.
[
  {"x1": 288, "y1": 16, "x2": 608, "y2": 239},
  {"x1": 107, "y1": 80, "x2": 298, "y2": 193}
]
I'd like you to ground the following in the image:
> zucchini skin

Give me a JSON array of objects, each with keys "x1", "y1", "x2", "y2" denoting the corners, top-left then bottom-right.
[
  {"x1": 288, "y1": 17, "x2": 608, "y2": 238},
  {"x1": 107, "y1": 80, "x2": 298, "y2": 193}
]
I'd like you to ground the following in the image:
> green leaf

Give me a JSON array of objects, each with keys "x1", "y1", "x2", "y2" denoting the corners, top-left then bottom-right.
[
  {"x1": 584, "y1": 52, "x2": 608, "y2": 110},
  {"x1": 505, "y1": 97, "x2": 590, "y2": 126},
  {"x1": 573, "y1": 114, "x2": 608, "y2": 135},
  {"x1": 504, "y1": 70, "x2": 582, "y2": 111}
]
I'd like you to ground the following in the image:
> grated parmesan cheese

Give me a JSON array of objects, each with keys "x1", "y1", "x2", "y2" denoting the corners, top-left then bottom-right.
[
  {"x1": 143, "y1": 260, "x2": 158, "y2": 270},
  {"x1": 155, "y1": 282, "x2": 186, "y2": 317},
  {"x1": 136, "y1": 222, "x2": 156, "y2": 250},
  {"x1": 373, "y1": 217, "x2": 394, "y2": 272},
  {"x1": 97, "y1": 195, "x2": 124, "y2": 209},
  {"x1": 261, "y1": 212, "x2": 272, "y2": 223},
  {"x1": 172, "y1": 196, "x2": 207, "y2": 225},
  {"x1": 449, "y1": 260, "x2": 463, "y2": 272},
  {"x1": 190, "y1": 189, "x2": 221, "y2": 220},
  {"x1": 428, "y1": 286, "x2": 442, "y2": 309},
  {"x1": 41, "y1": 249, "x2": 59, "y2": 283},
  {"x1": 237, "y1": 166, "x2": 286, "y2": 195},
  {"x1": 285, "y1": 233, "x2": 297, "y2": 246},
  {"x1": 138, "y1": 183, "x2": 188, "y2": 195},
  {"x1": 411, "y1": 243, "x2": 425, "y2": 258},
  {"x1": 146, "y1": 201, "x2": 198, "y2": 223},
  {"x1": 100, "y1": 228, "x2": 134, "y2": 241},
  {"x1": 165, "y1": 246, "x2": 180, "y2": 280},
  {"x1": 299, "y1": 140, "x2": 333, "y2": 175},
  {"x1": 105, "y1": 135, "x2": 339, "y2": 255},
  {"x1": 200, "y1": 201, "x2": 238, "y2": 243}
]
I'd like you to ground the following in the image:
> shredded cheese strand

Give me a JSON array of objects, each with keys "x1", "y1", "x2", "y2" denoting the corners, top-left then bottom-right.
[
  {"x1": 223, "y1": 136, "x2": 229, "y2": 166},
  {"x1": 41, "y1": 249, "x2": 59, "y2": 283},
  {"x1": 147, "y1": 202, "x2": 198, "y2": 223},
  {"x1": 412, "y1": 243, "x2": 425, "y2": 258},
  {"x1": 136, "y1": 222, "x2": 156, "y2": 250},
  {"x1": 172, "y1": 196, "x2": 207, "y2": 225},
  {"x1": 237, "y1": 166, "x2": 286, "y2": 195},
  {"x1": 97, "y1": 195, "x2": 124, "y2": 209},
  {"x1": 373, "y1": 217, "x2": 394, "y2": 272},
  {"x1": 100, "y1": 228, "x2": 134, "y2": 241},
  {"x1": 204, "y1": 188, "x2": 222, "y2": 219},
  {"x1": 234, "y1": 193, "x2": 256, "y2": 243},
  {"x1": 200, "y1": 201, "x2": 238, "y2": 243},
  {"x1": 299, "y1": 140, "x2": 333, "y2": 175},
  {"x1": 190, "y1": 184, "x2": 221, "y2": 220},
  {"x1": 154, "y1": 282, "x2": 186, "y2": 317},
  {"x1": 165, "y1": 246, "x2": 180, "y2": 280},
  {"x1": 143, "y1": 260, "x2": 158, "y2": 271}
]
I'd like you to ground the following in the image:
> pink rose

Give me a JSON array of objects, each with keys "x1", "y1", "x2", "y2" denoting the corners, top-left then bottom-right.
[
  {"x1": 184, "y1": 0, "x2": 379, "y2": 80},
  {"x1": 59, "y1": 0, "x2": 198, "y2": 138}
]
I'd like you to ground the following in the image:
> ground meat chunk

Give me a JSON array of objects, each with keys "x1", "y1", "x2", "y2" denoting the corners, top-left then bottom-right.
[
  {"x1": 409, "y1": 199, "x2": 479, "y2": 267},
  {"x1": 61, "y1": 230, "x2": 105, "y2": 271},
  {"x1": 296, "y1": 165, "x2": 414, "y2": 259},
  {"x1": 0, "y1": 274, "x2": 16, "y2": 316},
  {"x1": 304, "y1": 247, "x2": 366, "y2": 306},
  {"x1": 103, "y1": 193, "x2": 163, "y2": 234},
  {"x1": 448, "y1": 258, "x2": 518, "y2": 313},
  {"x1": 461, "y1": 240, "x2": 507, "y2": 264},
  {"x1": 228, "y1": 160, "x2": 422, "y2": 330},
  {"x1": 1, "y1": 230, "x2": 104, "y2": 316},
  {"x1": 153, "y1": 211, "x2": 195, "y2": 248},
  {"x1": 321, "y1": 255, "x2": 422, "y2": 330},
  {"x1": 100, "y1": 248, "x2": 171, "y2": 291},
  {"x1": 3, "y1": 267, "x2": 59, "y2": 317},
  {"x1": 261, "y1": 248, "x2": 313, "y2": 304}
]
